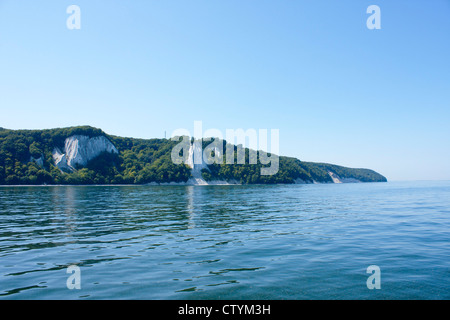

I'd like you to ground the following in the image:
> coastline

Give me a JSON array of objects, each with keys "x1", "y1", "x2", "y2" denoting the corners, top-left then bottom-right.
[{"x1": 0, "y1": 180, "x2": 390, "y2": 187}]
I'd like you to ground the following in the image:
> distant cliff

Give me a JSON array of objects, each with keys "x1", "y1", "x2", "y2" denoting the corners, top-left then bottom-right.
[{"x1": 0, "y1": 126, "x2": 387, "y2": 185}]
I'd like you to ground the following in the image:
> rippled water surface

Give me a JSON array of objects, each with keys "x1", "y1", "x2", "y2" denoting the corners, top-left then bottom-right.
[{"x1": 1, "y1": 181, "x2": 449, "y2": 299}]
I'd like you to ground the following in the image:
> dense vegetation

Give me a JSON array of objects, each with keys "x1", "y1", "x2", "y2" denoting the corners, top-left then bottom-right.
[
  {"x1": 0, "y1": 126, "x2": 191, "y2": 185},
  {"x1": 0, "y1": 126, "x2": 387, "y2": 185},
  {"x1": 299, "y1": 162, "x2": 387, "y2": 183},
  {"x1": 198, "y1": 138, "x2": 386, "y2": 184}
]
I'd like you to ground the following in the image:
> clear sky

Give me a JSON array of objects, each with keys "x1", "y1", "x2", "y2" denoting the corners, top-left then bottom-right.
[{"x1": 1, "y1": 0, "x2": 449, "y2": 181}]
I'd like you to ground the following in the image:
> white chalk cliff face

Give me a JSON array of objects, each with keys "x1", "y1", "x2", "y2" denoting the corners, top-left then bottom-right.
[
  {"x1": 328, "y1": 171, "x2": 361, "y2": 183},
  {"x1": 53, "y1": 135, "x2": 118, "y2": 171},
  {"x1": 186, "y1": 141, "x2": 209, "y2": 185},
  {"x1": 185, "y1": 141, "x2": 230, "y2": 185},
  {"x1": 29, "y1": 155, "x2": 44, "y2": 168}
]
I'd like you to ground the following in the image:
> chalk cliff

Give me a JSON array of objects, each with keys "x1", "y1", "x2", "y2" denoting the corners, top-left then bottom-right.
[
  {"x1": 185, "y1": 141, "x2": 230, "y2": 185},
  {"x1": 52, "y1": 135, "x2": 118, "y2": 171},
  {"x1": 328, "y1": 171, "x2": 361, "y2": 183}
]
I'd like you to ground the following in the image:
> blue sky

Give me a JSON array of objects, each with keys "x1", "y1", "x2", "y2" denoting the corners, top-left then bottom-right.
[{"x1": 0, "y1": 0, "x2": 449, "y2": 181}]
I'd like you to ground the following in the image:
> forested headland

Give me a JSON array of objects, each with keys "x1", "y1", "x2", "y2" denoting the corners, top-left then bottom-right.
[{"x1": 0, "y1": 126, "x2": 387, "y2": 185}]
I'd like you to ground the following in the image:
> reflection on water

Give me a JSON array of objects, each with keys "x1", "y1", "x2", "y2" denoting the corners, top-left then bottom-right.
[
  {"x1": 186, "y1": 186, "x2": 195, "y2": 229},
  {"x1": 0, "y1": 182, "x2": 450, "y2": 299}
]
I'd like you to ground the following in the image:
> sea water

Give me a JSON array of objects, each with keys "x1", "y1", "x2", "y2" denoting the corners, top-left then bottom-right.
[{"x1": 0, "y1": 181, "x2": 449, "y2": 299}]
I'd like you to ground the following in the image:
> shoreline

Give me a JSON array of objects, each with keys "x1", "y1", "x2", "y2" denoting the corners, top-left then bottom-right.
[{"x1": 0, "y1": 181, "x2": 390, "y2": 187}]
